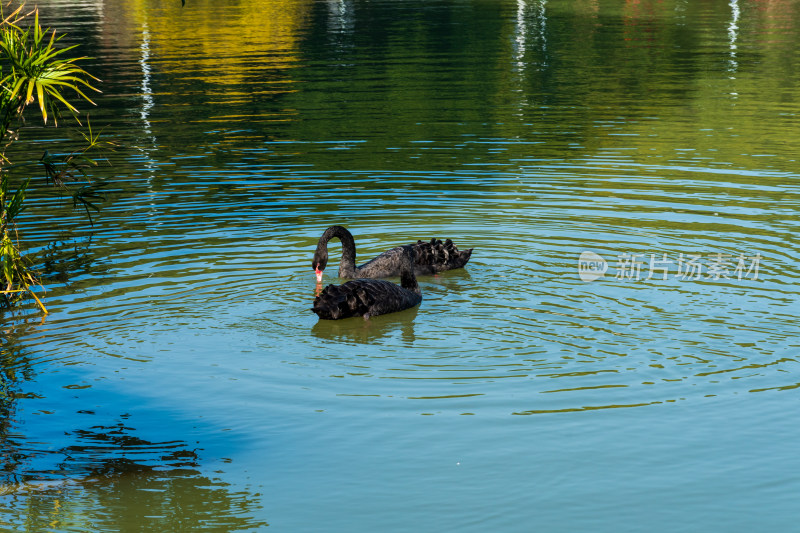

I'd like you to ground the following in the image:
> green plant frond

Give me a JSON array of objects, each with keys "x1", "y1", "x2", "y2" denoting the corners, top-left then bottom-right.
[
  {"x1": 1, "y1": 4, "x2": 25, "y2": 28},
  {"x1": 38, "y1": 69, "x2": 98, "y2": 85},
  {"x1": 38, "y1": 77, "x2": 101, "y2": 101},
  {"x1": 0, "y1": 8, "x2": 99, "y2": 125},
  {"x1": 7, "y1": 76, "x2": 25, "y2": 102},
  {"x1": 79, "y1": 118, "x2": 99, "y2": 145},
  {"x1": 31, "y1": 42, "x2": 68, "y2": 64},
  {"x1": 41, "y1": 16, "x2": 52, "y2": 46},
  {"x1": 27, "y1": 287, "x2": 47, "y2": 313},
  {"x1": 5, "y1": 177, "x2": 30, "y2": 222},
  {"x1": 1, "y1": 237, "x2": 17, "y2": 286},
  {"x1": 59, "y1": 85, "x2": 97, "y2": 106},
  {"x1": 41, "y1": 40, "x2": 79, "y2": 58},
  {"x1": 42, "y1": 86, "x2": 78, "y2": 111},
  {"x1": 25, "y1": 77, "x2": 35, "y2": 103},
  {"x1": 0, "y1": 227, "x2": 47, "y2": 313},
  {"x1": 0, "y1": 74, "x2": 14, "y2": 92}
]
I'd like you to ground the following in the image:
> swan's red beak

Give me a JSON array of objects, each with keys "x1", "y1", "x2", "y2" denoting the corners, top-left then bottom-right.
[{"x1": 315, "y1": 267, "x2": 323, "y2": 283}]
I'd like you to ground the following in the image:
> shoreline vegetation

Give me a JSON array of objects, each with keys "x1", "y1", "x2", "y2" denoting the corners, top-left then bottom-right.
[{"x1": 0, "y1": 2, "x2": 108, "y2": 314}]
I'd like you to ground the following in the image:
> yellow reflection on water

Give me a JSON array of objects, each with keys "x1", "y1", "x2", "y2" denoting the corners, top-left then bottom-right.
[{"x1": 101, "y1": 0, "x2": 311, "y2": 88}]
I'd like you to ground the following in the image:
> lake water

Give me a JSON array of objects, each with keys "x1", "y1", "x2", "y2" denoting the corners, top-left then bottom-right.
[{"x1": 1, "y1": 0, "x2": 799, "y2": 530}]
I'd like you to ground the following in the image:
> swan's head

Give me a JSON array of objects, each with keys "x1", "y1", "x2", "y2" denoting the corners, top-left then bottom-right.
[{"x1": 312, "y1": 250, "x2": 328, "y2": 282}]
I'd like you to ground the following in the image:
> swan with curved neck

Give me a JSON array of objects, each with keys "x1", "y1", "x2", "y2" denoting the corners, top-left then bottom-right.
[
  {"x1": 312, "y1": 245, "x2": 422, "y2": 320},
  {"x1": 312, "y1": 225, "x2": 473, "y2": 282}
]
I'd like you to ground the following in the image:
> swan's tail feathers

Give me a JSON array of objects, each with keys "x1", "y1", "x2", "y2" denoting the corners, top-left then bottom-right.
[
  {"x1": 311, "y1": 281, "x2": 376, "y2": 320},
  {"x1": 413, "y1": 236, "x2": 473, "y2": 272}
]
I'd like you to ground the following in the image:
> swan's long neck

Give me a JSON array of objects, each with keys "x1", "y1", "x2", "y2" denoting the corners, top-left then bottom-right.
[{"x1": 321, "y1": 225, "x2": 357, "y2": 277}]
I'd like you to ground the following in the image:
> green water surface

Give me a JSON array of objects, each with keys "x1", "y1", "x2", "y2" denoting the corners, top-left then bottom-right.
[{"x1": 1, "y1": 0, "x2": 799, "y2": 531}]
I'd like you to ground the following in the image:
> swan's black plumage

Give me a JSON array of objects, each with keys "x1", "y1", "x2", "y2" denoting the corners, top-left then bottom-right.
[
  {"x1": 312, "y1": 245, "x2": 422, "y2": 320},
  {"x1": 312, "y1": 225, "x2": 472, "y2": 281}
]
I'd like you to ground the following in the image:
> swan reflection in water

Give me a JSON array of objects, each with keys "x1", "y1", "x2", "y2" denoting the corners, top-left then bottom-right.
[
  {"x1": 311, "y1": 305, "x2": 419, "y2": 345},
  {"x1": 310, "y1": 266, "x2": 471, "y2": 345},
  {"x1": 309, "y1": 271, "x2": 472, "y2": 344}
]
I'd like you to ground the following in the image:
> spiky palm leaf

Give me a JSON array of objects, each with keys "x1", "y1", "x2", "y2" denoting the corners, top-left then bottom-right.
[{"x1": 0, "y1": 8, "x2": 98, "y2": 125}]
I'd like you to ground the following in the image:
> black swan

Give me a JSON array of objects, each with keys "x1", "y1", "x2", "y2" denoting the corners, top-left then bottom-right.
[
  {"x1": 312, "y1": 225, "x2": 473, "y2": 282},
  {"x1": 311, "y1": 245, "x2": 422, "y2": 320}
]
